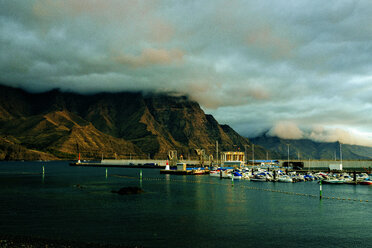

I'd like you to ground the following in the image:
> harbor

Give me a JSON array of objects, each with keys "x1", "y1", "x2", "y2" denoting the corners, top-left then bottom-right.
[{"x1": 70, "y1": 153, "x2": 372, "y2": 184}]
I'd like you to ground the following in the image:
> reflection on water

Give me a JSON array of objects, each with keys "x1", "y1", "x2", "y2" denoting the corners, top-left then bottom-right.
[{"x1": 0, "y1": 161, "x2": 371, "y2": 247}]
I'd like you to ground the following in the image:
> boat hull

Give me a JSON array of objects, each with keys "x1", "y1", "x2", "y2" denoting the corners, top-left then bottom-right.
[
  {"x1": 322, "y1": 179, "x2": 345, "y2": 184},
  {"x1": 360, "y1": 180, "x2": 372, "y2": 185},
  {"x1": 251, "y1": 178, "x2": 267, "y2": 182}
]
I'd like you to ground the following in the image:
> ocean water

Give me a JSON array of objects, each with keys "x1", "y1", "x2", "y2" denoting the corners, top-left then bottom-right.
[{"x1": 0, "y1": 161, "x2": 371, "y2": 247}]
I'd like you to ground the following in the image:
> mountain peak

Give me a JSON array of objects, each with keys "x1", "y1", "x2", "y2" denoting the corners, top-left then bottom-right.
[{"x1": 0, "y1": 85, "x2": 261, "y2": 160}]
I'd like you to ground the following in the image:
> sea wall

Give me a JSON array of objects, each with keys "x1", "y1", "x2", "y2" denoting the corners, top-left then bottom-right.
[
  {"x1": 101, "y1": 159, "x2": 200, "y2": 166},
  {"x1": 279, "y1": 160, "x2": 372, "y2": 169}
]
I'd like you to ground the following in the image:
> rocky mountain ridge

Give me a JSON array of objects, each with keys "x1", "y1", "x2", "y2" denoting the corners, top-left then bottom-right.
[
  {"x1": 0, "y1": 85, "x2": 265, "y2": 160},
  {"x1": 250, "y1": 133, "x2": 372, "y2": 160}
]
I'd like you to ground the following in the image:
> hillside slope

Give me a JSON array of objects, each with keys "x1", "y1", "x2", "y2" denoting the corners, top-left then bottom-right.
[
  {"x1": 0, "y1": 85, "x2": 259, "y2": 160},
  {"x1": 250, "y1": 133, "x2": 372, "y2": 160}
]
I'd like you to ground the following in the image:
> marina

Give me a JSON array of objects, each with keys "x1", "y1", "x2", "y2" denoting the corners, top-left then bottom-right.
[{"x1": 70, "y1": 157, "x2": 372, "y2": 185}]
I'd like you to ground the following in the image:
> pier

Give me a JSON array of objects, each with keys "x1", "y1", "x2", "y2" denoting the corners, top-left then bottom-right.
[
  {"x1": 160, "y1": 169, "x2": 209, "y2": 175},
  {"x1": 70, "y1": 159, "x2": 372, "y2": 174}
]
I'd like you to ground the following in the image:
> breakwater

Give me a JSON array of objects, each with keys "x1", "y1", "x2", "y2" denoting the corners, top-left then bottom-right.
[{"x1": 280, "y1": 160, "x2": 372, "y2": 170}]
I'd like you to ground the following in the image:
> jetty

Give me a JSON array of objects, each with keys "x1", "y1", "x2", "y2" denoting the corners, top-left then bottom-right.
[
  {"x1": 69, "y1": 161, "x2": 165, "y2": 169},
  {"x1": 160, "y1": 169, "x2": 209, "y2": 175}
]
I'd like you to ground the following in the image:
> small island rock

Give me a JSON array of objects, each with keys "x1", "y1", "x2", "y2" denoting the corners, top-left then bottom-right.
[{"x1": 111, "y1": 187, "x2": 144, "y2": 195}]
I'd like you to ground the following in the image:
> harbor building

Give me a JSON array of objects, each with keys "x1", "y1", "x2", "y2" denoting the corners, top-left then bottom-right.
[{"x1": 222, "y1": 151, "x2": 245, "y2": 167}]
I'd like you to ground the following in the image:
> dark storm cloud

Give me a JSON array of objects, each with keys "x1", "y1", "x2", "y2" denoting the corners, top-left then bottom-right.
[{"x1": 1, "y1": 0, "x2": 372, "y2": 145}]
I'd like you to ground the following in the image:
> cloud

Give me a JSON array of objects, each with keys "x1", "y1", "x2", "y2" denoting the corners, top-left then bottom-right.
[
  {"x1": 268, "y1": 121, "x2": 303, "y2": 140},
  {"x1": 115, "y1": 48, "x2": 184, "y2": 67},
  {"x1": 265, "y1": 123, "x2": 372, "y2": 147},
  {"x1": 186, "y1": 81, "x2": 270, "y2": 109},
  {"x1": 308, "y1": 126, "x2": 372, "y2": 147},
  {"x1": 1, "y1": 1, "x2": 372, "y2": 145}
]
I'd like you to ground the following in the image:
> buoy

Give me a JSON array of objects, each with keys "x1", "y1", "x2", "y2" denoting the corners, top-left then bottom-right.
[{"x1": 42, "y1": 165, "x2": 45, "y2": 183}]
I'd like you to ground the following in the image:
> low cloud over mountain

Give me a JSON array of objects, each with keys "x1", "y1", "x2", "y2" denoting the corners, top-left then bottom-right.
[{"x1": 2, "y1": 1, "x2": 372, "y2": 146}]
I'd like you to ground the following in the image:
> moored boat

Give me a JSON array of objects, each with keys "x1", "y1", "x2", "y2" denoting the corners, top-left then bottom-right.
[
  {"x1": 278, "y1": 175, "x2": 293, "y2": 183},
  {"x1": 360, "y1": 180, "x2": 372, "y2": 185},
  {"x1": 209, "y1": 170, "x2": 221, "y2": 177},
  {"x1": 228, "y1": 171, "x2": 243, "y2": 180},
  {"x1": 322, "y1": 178, "x2": 345, "y2": 184},
  {"x1": 251, "y1": 173, "x2": 268, "y2": 182}
]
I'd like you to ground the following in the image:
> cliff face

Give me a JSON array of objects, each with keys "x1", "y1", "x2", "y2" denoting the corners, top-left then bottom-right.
[{"x1": 0, "y1": 85, "x2": 258, "y2": 160}]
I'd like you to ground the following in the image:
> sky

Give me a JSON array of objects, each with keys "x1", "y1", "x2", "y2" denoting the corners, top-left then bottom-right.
[{"x1": 1, "y1": 0, "x2": 372, "y2": 146}]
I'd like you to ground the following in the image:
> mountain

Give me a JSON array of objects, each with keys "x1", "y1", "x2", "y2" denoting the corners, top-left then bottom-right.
[
  {"x1": 0, "y1": 84, "x2": 265, "y2": 160},
  {"x1": 250, "y1": 133, "x2": 372, "y2": 160}
]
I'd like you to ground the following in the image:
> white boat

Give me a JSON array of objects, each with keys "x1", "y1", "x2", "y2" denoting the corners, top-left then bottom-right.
[
  {"x1": 322, "y1": 178, "x2": 345, "y2": 184},
  {"x1": 251, "y1": 173, "x2": 268, "y2": 182},
  {"x1": 250, "y1": 177, "x2": 267, "y2": 182},
  {"x1": 228, "y1": 171, "x2": 243, "y2": 180},
  {"x1": 241, "y1": 172, "x2": 251, "y2": 180},
  {"x1": 278, "y1": 175, "x2": 293, "y2": 183},
  {"x1": 360, "y1": 180, "x2": 372, "y2": 185},
  {"x1": 340, "y1": 173, "x2": 353, "y2": 183},
  {"x1": 210, "y1": 170, "x2": 231, "y2": 179},
  {"x1": 356, "y1": 173, "x2": 369, "y2": 182},
  {"x1": 209, "y1": 170, "x2": 222, "y2": 177}
]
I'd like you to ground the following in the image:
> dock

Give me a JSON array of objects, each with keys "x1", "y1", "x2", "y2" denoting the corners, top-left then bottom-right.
[
  {"x1": 69, "y1": 162, "x2": 165, "y2": 169},
  {"x1": 160, "y1": 169, "x2": 210, "y2": 175}
]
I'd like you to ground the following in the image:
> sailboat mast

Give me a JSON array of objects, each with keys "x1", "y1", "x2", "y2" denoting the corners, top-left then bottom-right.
[{"x1": 216, "y1": 140, "x2": 219, "y2": 166}]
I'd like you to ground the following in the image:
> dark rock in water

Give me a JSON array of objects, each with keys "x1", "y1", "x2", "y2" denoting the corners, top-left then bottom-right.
[
  {"x1": 74, "y1": 184, "x2": 85, "y2": 189},
  {"x1": 111, "y1": 187, "x2": 144, "y2": 195}
]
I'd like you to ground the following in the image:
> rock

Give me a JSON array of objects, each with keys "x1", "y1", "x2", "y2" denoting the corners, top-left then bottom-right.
[
  {"x1": 74, "y1": 184, "x2": 85, "y2": 189},
  {"x1": 111, "y1": 187, "x2": 144, "y2": 195}
]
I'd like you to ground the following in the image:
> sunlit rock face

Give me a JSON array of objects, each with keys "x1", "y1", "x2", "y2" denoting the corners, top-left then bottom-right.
[{"x1": 0, "y1": 85, "x2": 264, "y2": 160}]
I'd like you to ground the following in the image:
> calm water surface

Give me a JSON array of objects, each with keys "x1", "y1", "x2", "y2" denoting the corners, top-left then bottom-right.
[{"x1": 0, "y1": 161, "x2": 371, "y2": 247}]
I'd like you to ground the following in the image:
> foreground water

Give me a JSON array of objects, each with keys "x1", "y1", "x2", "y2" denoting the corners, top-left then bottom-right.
[{"x1": 0, "y1": 161, "x2": 371, "y2": 247}]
